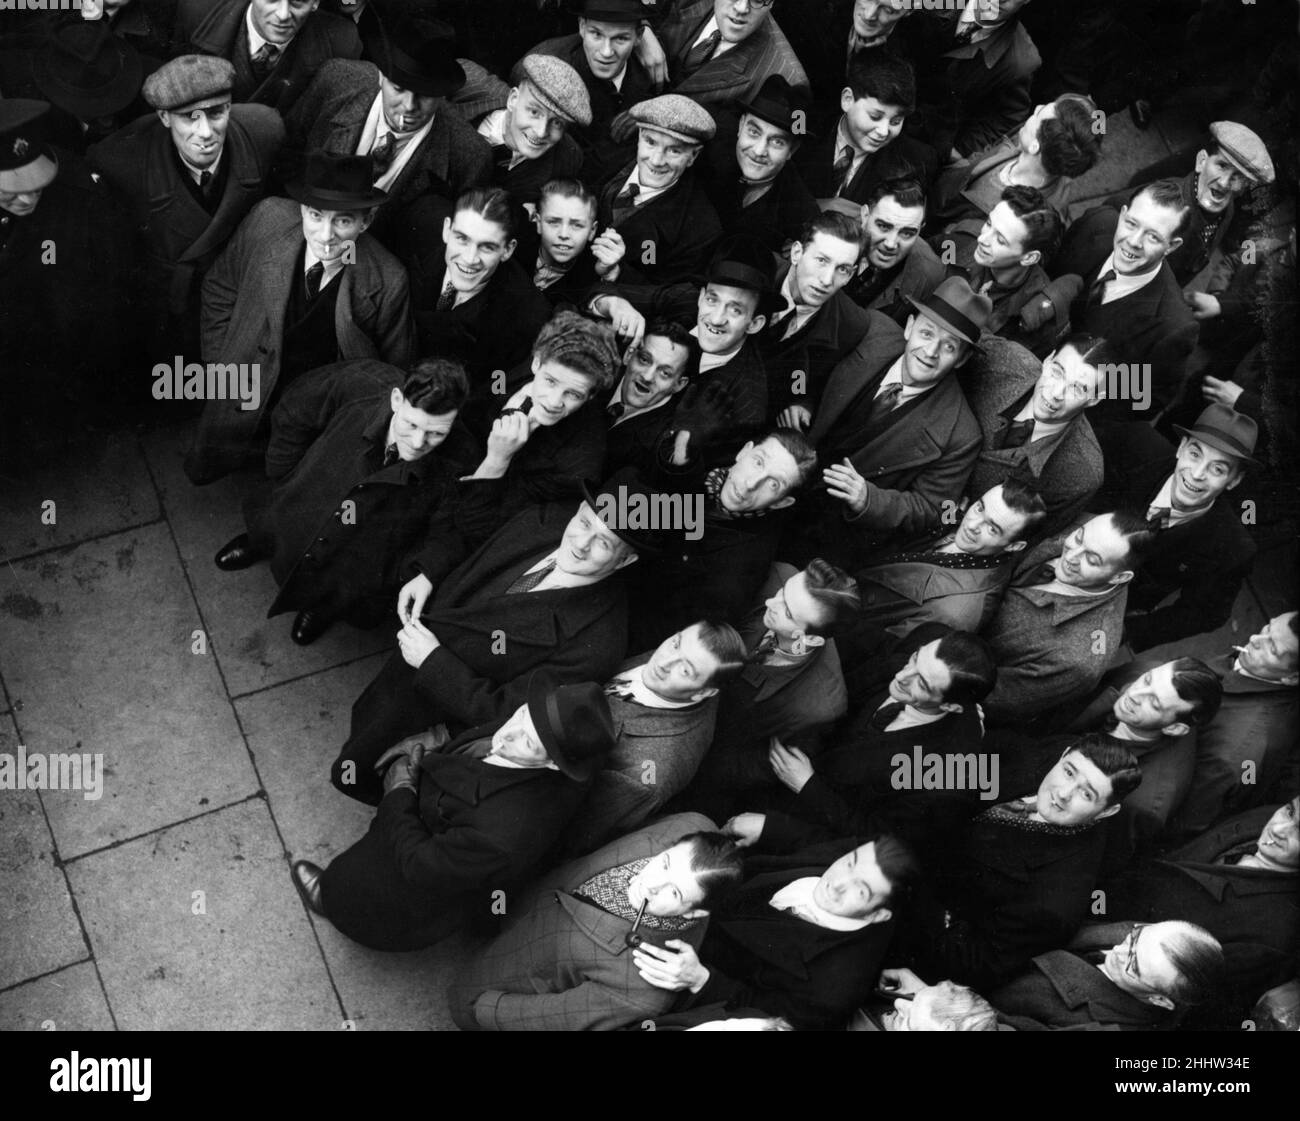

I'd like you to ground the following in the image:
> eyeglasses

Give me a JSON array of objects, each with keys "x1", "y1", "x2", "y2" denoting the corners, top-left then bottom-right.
[
  {"x1": 1122, "y1": 923, "x2": 1147, "y2": 982},
  {"x1": 730, "y1": 0, "x2": 776, "y2": 9}
]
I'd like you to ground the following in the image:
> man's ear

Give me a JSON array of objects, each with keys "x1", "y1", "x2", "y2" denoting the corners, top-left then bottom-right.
[
  {"x1": 770, "y1": 495, "x2": 796, "y2": 510},
  {"x1": 1108, "y1": 569, "x2": 1135, "y2": 587},
  {"x1": 1145, "y1": 993, "x2": 1176, "y2": 1011},
  {"x1": 1226, "y1": 468, "x2": 1246, "y2": 491},
  {"x1": 684, "y1": 145, "x2": 700, "y2": 169},
  {"x1": 1020, "y1": 248, "x2": 1042, "y2": 268},
  {"x1": 1194, "y1": 149, "x2": 1208, "y2": 175},
  {"x1": 156, "y1": 109, "x2": 171, "y2": 127},
  {"x1": 615, "y1": 549, "x2": 640, "y2": 570},
  {"x1": 501, "y1": 236, "x2": 518, "y2": 262},
  {"x1": 1167, "y1": 235, "x2": 1184, "y2": 256},
  {"x1": 744, "y1": 313, "x2": 767, "y2": 335},
  {"x1": 690, "y1": 686, "x2": 720, "y2": 703},
  {"x1": 793, "y1": 631, "x2": 825, "y2": 650},
  {"x1": 1005, "y1": 539, "x2": 1029, "y2": 552},
  {"x1": 840, "y1": 86, "x2": 855, "y2": 115},
  {"x1": 1096, "y1": 803, "x2": 1122, "y2": 820},
  {"x1": 938, "y1": 700, "x2": 964, "y2": 715},
  {"x1": 442, "y1": 216, "x2": 452, "y2": 244},
  {"x1": 390, "y1": 387, "x2": 403, "y2": 413},
  {"x1": 866, "y1": 906, "x2": 893, "y2": 925},
  {"x1": 1160, "y1": 721, "x2": 1190, "y2": 738}
]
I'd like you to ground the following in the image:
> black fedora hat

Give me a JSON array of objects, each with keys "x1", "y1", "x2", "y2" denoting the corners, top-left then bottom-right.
[
  {"x1": 904, "y1": 276, "x2": 993, "y2": 350},
  {"x1": 33, "y1": 20, "x2": 144, "y2": 121},
  {"x1": 734, "y1": 73, "x2": 814, "y2": 140},
  {"x1": 580, "y1": 467, "x2": 677, "y2": 556},
  {"x1": 1173, "y1": 404, "x2": 1261, "y2": 468},
  {"x1": 526, "y1": 676, "x2": 616, "y2": 781},
  {"x1": 287, "y1": 150, "x2": 389, "y2": 211},
  {"x1": 364, "y1": 13, "x2": 465, "y2": 97},
  {"x1": 705, "y1": 233, "x2": 783, "y2": 317}
]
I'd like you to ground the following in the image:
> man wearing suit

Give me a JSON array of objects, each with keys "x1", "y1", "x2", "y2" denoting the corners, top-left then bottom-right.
[
  {"x1": 290, "y1": 680, "x2": 617, "y2": 952},
  {"x1": 1054, "y1": 179, "x2": 1200, "y2": 424},
  {"x1": 604, "y1": 319, "x2": 693, "y2": 476},
  {"x1": 187, "y1": 150, "x2": 414, "y2": 484},
  {"x1": 1093, "y1": 405, "x2": 1258, "y2": 654},
  {"x1": 331, "y1": 484, "x2": 651, "y2": 805},
  {"x1": 980, "y1": 511, "x2": 1154, "y2": 727},
  {"x1": 794, "y1": 51, "x2": 936, "y2": 206},
  {"x1": 840, "y1": 177, "x2": 943, "y2": 326},
  {"x1": 790, "y1": 276, "x2": 985, "y2": 571},
  {"x1": 963, "y1": 333, "x2": 1107, "y2": 537},
  {"x1": 449, "y1": 814, "x2": 742, "y2": 1031},
  {"x1": 562, "y1": 623, "x2": 747, "y2": 855},
  {"x1": 654, "y1": 0, "x2": 809, "y2": 112},
  {"x1": 780, "y1": 0, "x2": 914, "y2": 103},
  {"x1": 278, "y1": 20, "x2": 492, "y2": 249},
  {"x1": 637, "y1": 833, "x2": 919, "y2": 1030},
  {"x1": 175, "y1": 0, "x2": 362, "y2": 118},
  {"x1": 597, "y1": 93, "x2": 723, "y2": 286},
  {"x1": 87, "y1": 54, "x2": 284, "y2": 364}
]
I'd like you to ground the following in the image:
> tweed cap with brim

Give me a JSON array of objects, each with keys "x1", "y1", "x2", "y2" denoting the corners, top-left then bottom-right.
[
  {"x1": 142, "y1": 54, "x2": 234, "y2": 112},
  {"x1": 620, "y1": 93, "x2": 715, "y2": 146},
  {"x1": 519, "y1": 54, "x2": 592, "y2": 127}
]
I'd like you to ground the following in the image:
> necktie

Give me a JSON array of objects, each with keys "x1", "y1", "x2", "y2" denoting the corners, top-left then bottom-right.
[
  {"x1": 866, "y1": 382, "x2": 904, "y2": 426},
  {"x1": 382, "y1": 442, "x2": 399, "y2": 468},
  {"x1": 370, "y1": 132, "x2": 396, "y2": 177},
  {"x1": 1087, "y1": 268, "x2": 1117, "y2": 307},
  {"x1": 681, "y1": 29, "x2": 721, "y2": 76},
  {"x1": 612, "y1": 181, "x2": 640, "y2": 225},
  {"x1": 1146, "y1": 506, "x2": 1172, "y2": 530},
  {"x1": 491, "y1": 143, "x2": 515, "y2": 174},
  {"x1": 752, "y1": 630, "x2": 780, "y2": 661},
  {"x1": 1000, "y1": 417, "x2": 1035, "y2": 450},
  {"x1": 870, "y1": 700, "x2": 904, "y2": 731},
  {"x1": 832, "y1": 145, "x2": 856, "y2": 196},
  {"x1": 304, "y1": 261, "x2": 324, "y2": 301},
  {"x1": 607, "y1": 400, "x2": 625, "y2": 419},
  {"x1": 506, "y1": 560, "x2": 557, "y2": 595},
  {"x1": 845, "y1": 262, "x2": 877, "y2": 302},
  {"x1": 435, "y1": 281, "x2": 457, "y2": 312},
  {"x1": 251, "y1": 42, "x2": 280, "y2": 82},
  {"x1": 198, "y1": 169, "x2": 213, "y2": 196},
  {"x1": 1030, "y1": 562, "x2": 1057, "y2": 586}
]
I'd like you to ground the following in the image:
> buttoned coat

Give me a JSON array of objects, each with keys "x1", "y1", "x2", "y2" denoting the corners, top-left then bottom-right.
[{"x1": 990, "y1": 948, "x2": 1172, "y2": 1031}]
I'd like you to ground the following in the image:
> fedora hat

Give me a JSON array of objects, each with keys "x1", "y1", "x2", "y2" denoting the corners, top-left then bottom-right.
[
  {"x1": 286, "y1": 150, "x2": 388, "y2": 211},
  {"x1": 1173, "y1": 404, "x2": 1260, "y2": 468},
  {"x1": 526, "y1": 677, "x2": 616, "y2": 781},
  {"x1": 734, "y1": 74, "x2": 814, "y2": 140},
  {"x1": 905, "y1": 276, "x2": 993, "y2": 349},
  {"x1": 580, "y1": 468, "x2": 676, "y2": 556},
  {"x1": 705, "y1": 233, "x2": 783, "y2": 316},
  {"x1": 363, "y1": 14, "x2": 466, "y2": 98},
  {"x1": 0, "y1": 99, "x2": 59, "y2": 195},
  {"x1": 34, "y1": 21, "x2": 144, "y2": 121}
]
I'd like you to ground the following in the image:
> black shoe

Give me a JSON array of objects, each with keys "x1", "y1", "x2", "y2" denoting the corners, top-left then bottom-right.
[
  {"x1": 291, "y1": 860, "x2": 326, "y2": 916},
  {"x1": 291, "y1": 610, "x2": 333, "y2": 646},
  {"x1": 214, "y1": 533, "x2": 264, "y2": 571}
]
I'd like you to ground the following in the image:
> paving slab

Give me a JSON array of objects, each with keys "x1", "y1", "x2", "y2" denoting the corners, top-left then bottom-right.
[
  {"x1": 0, "y1": 432, "x2": 159, "y2": 563},
  {"x1": 140, "y1": 424, "x2": 391, "y2": 699},
  {"x1": 237, "y1": 652, "x2": 469, "y2": 1030},
  {"x1": 1068, "y1": 106, "x2": 1176, "y2": 214},
  {"x1": 0, "y1": 523, "x2": 257, "y2": 859},
  {"x1": 66, "y1": 798, "x2": 340, "y2": 1031},
  {"x1": 0, "y1": 716, "x2": 87, "y2": 991},
  {"x1": 0, "y1": 962, "x2": 114, "y2": 1032}
]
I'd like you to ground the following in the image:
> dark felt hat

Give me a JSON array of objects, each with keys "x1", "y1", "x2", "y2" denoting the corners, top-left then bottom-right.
[
  {"x1": 0, "y1": 99, "x2": 59, "y2": 193},
  {"x1": 734, "y1": 73, "x2": 813, "y2": 140},
  {"x1": 1173, "y1": 404, "x2": 1260, "y2": 468},
  {"x1": 526, "y1": 676, "x2": 616, "y2": 781},
  {"x1": 705, "y1": 233, "x2": 783, "y2": 316},
  {"x1": 363, "y1": 13, "x2": 466, "y2": 97},
  {"x1": 33, "y1": 20, "x2": 145, "y2": 121},
  {"x1": 287, "y1": 150, "x2": 388, "y2": 210}
]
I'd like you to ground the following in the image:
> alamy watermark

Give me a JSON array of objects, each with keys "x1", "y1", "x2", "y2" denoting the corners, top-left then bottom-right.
[
  {"x1": 0, "y1": 744, "x2": 104, "y2": 800},
  {"x1": 891, "y1": 746, "x2": 1000, "y2": 801},
  {"x1": 593, "y1": 485, "x2": 704, "y2": 542},
  {"x1": 152, "y1": 356, "x2": 261, "y2": 412}
]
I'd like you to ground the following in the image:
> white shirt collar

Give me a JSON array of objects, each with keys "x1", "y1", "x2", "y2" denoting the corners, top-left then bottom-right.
[
  {"x1": 876, "y1": 356, "x2": 935, "y2": 405},
  {"x1": 1146, "y1": 475, "x2": 1212, "y2": 526},
  {"x1": 606, "y1": 665, "x2": 700, "y2": 709},
  {"x1": 178, "y1": 150, "x2": 221, "y2": 186},
  {"x1": 245, "y1": 5, "x2": 282, "y2": 58},
  {"x1": 304, "y1": 245, "x2": 347, "y2": 288},
  {"x1": 769, "y1": 877, "x2": 881, "y2": 932},
  {"x1": 360, "y1": 91, "x2": 437, "y2": 191},
  {"x1": 1096, "y1": 254, "x2": 1163, "y2": 304},
  {"x1": 691, "y1": 15, "x2": 739, "y2": 57},
  {"x1": 689, "y1": 325, "x2": 744, "y2": 372},
  {"x1": 620, "y1": 166, "x2": 673, "y2": 209},
  {"x1": 1011, "y1": 397, "x2": 1069, "y2": 444}
]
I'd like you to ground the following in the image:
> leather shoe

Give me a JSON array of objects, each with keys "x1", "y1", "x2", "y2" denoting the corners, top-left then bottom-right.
[
  {"x1": 214, "y1": 533, "x2": 264, "y2": 571},
  {"x1": 290, "y1": 610, "x2": 332, "y2": 646},
  {"x1": 291, "y1": 860, "x2": 326, "y2": 916}
]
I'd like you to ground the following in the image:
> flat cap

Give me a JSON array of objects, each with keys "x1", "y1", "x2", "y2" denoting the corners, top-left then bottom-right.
[
  {"x1": 143, "y1": 54, "x2": 234, "y2": 112},
  {"x1": 519, "y1": 54, "x2": 592, "y2": 128},
  {"x1": 628, "y1": 93, "x2": 715, "y2": 145},
  {"x1": 1209, "y1": 121, "x2": 1274, "y2": 185}
]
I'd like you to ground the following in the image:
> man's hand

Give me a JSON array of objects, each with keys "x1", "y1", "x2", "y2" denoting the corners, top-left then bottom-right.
[
  {"x1": 595, "y1": 295, "x2": 645, "y2": 348},
  {"x1": 768, "y1": 737, "x2": 814, "y2": 793},
  {"x1": 397, "y1": 573, "x2": 433, "y2": 625},
  {"x1": 1202, "y1": 375, "x2": 1245, "y2": 408},
  {"x1": 397, "y1": 618, "x2": 439, "y2": 668},
  {"x1": 634, "y1": 25, "x2": 669, "y2": 89},
  {"x1": 633, "y1": 940, "x2": 710, "y2": 992},
  {"x1": 591, "y1": 228, "x2": 626, "y2": 279},
  {"x1": 777, "y1": 404, "x2": 812, "y2": 432},
  {"x1": 485, "y1": 409, "x2": 532, "y2": 466},
  {"x1": 381, "y1": 739, "x2": 426, "y2": 795},
  {"x1": 879, "y1": 967, "x2": 927, "y2": 997},
  {"x1": 1186, "y1": 291, "x2": 1221, "y2": 320},
  {"x1": 723, "y1": 812, "x2": 766, "y2": 847},
  {"x1": 673, "y1": 378, "x2": 738, "y2": 450},
  {"x1": 824, "y1": 458, "x2": 870, "y2": 514}
]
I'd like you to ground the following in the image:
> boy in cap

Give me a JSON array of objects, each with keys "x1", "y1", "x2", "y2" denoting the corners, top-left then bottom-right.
[
  {"x1": 88, "y1": 54, "x2": 284, "y2": 364},
  {"x1": 186, "y1": 149, "x2": 414, "y2": 485}
]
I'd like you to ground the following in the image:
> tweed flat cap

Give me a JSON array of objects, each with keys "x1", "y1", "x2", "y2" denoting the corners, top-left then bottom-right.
[
  {"x1": 143, "y1": 54, "x2": 234, "y2": 111},
  {"x1": 1208, "y1": 121, "x2": 1275, "y2": 185},
  {"x1": 519, "y1": 54, "x2": 591, "y2": 128},
  {"x1": 628, "y1": 94, "x2": 715, "y2": 145}
]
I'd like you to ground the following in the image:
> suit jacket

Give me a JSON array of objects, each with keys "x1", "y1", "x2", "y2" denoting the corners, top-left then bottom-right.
[
  {"x1": 447, "y1": 813, "x2": 716, "y2": 1031},
  {"x1": 604, "y1": 396, "x2": 681, "y2": 478},
  {"x1": 963, "y1": 336, "x2": 1104, "y2": 536},
  {"x1": 176, "y1": 0, "x2": 362, "y2": 116},
  {"x1": 280, "y1": 59, "x2": 493, "y2": 245},
  {"x1": 1092, "y1": 423, "x2": 1255, "y2": 651},
  {"x1": 657, "y1": 0, "x2": 810, "y2": 109},
  {"x1": 795, "y1": 122, "x2": 938, "y2": 205},
  {"x1": 990, "y1": 949, "x2": 1171, "y2": 1031},
  {"x1": 188, "y1": 196, "x2": 415, "y2": 483},
  {"x1": 847, "y1": 239, "x2": 946, "y2": 326},
  {"x1": 87, "y1": 105, "x2": 284, "y2": 321}
]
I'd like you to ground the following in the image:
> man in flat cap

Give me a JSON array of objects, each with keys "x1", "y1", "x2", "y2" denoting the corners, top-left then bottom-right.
[
  {"x1": 596, "y1": 93, "x2": 723, "y2": 286},
  {"x1": 280, "y1": 13, "x2": 492, "y2": 249},
  {"x1": 186, "y1": 149, "x2": 414, "y2": 485},
  {"x1": 88, "y1": 54, "x2": 284, "y2": 370},
  {"x1": 174, "y1": 0, "x2": 362, "y2": 117}
]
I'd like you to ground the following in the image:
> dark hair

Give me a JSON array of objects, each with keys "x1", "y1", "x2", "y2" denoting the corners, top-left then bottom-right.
[
  {"x1": 871, "y1": 833, "x2": 921, "y2": 905},
  {"x1": 693, "y1": 619, "x2": 750, "y2": 685},
  {"x1": 1039, "y1": 93, "x2": 1102, "y2": 178},
  {"x1": 453, "y1": 185, "x2": 518, "y2": 241},
  {"x1": 845, "y1": 49, "x2": 915, "y2": 114},
  {"x1": 996, "y1": 477, "x2": 1048, "y2": 539},
  {"x1": 532, "y1": 309, "x2": 621, "y2": 390},
  {"x1": 765, "y1": 428, "x2": 818, "y2": 485},
  {"x1": 865, "y1": 174, "x2": 927, "y2": 213},
  {"x1": 1287, "y1": 612, "x2": 1299, "y2": 641},
  {"x1": 681, "y1": 832, "x2": 745, "y2": 908},
  {"x1": 797, "y1": 209, "x2": 864, "y2": 255},
  {"x1": 401, "y1": 357, "x2": 469, "y2": 414},
  {"x1": 801, "y1": 557, "x2": 862, "y2": 634},
  {"x1": 1165, "y1": 657, "x2": 1225, "y2": 728},
  {"x1": 538, "y1": 177, "x2": 597, "y2": 220},
  {"x1": 1068, "y1": 733, "x2": 1143, "y2": 806},
  {"x1": 1104, "y1": 510, "x2": 1158, "y2": 570},
  {"x1": 641, "y1": 318, "x2": 694, "y2": 385},
  {"x1": 1131, "y1": 178, "x2": 1194, "y2": 242},
  {"x1": 1055, "y1": 331, "x2": 1121, "y2": 372},
  {"x1": 1163, "y1": 923, "x2": 1227, "y2": 1007},
  {"x1": 933, "y1": 629, "x2": 997, "y2": 705},
  {"x1": 999, "y1": 184, "x2": 1063, "y2": 258}
]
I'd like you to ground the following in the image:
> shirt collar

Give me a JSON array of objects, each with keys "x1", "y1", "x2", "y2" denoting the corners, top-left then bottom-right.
[
  {"x1": 1097, "y1": 253, "x2": 1163, "y2": 301},
  {"x1": 1147, "y1": 475, "x2": 1212, "y2": 526},
  {"x1": 606, "y1": 665, "x2": 701, "y2": 709},
  {"x1": 878, "y1": 356, "x2": 934, "y2": 404},
  {"x1": 768, "y1": 877, "x2": 881, "y2": 931},
  {"x1": 245, "y1": 5, "x2": 287, "y2": 57},
  {"x1": 689, "y1": 325, "x2": 744, "y2": 371}
]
